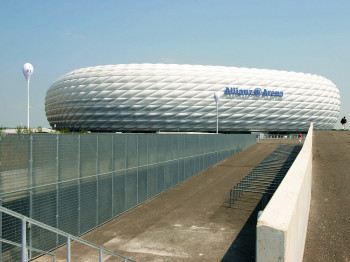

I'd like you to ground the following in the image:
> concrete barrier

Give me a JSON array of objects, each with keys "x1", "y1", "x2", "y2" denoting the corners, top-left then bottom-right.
[{"x1": 256, "y1": 123, "x2": 313, "y2": 262}]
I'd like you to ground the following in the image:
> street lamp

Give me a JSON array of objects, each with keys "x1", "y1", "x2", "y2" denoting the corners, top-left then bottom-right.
[
  {"x1": 214, "y1": 92, "x2": 220, "y2": 134},
  {"x1": 22, "y1": 63, "x2": 34, "y2": 130}
]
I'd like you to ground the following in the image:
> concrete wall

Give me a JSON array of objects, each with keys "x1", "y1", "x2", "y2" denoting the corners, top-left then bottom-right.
[{"x1": 256, "y1": 124, "x2": 313, "y2": 262}]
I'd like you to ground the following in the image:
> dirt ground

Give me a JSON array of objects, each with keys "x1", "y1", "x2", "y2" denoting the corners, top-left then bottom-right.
[
  {"x1": 33, "y1": 138, "x2": 301, "y2": 262},
  {"x1": 303, "y1": 131, "x2": 350, "y2": 262}
]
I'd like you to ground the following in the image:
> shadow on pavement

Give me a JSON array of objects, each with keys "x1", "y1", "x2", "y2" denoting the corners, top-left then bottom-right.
[{"x1": 221, "y1": 199, "x2": 265, "y2": 262}]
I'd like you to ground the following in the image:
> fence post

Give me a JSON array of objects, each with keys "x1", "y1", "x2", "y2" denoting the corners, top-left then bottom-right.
[
  {"x1": 96, "y1": 134, "x2": 99, "y2": 226},
  {"x1": 0, "y1": 199, "x2": 2, "y2": 262},
  {"x1": 56, "y1": 134, "x2": 59, "y2": 246},
  {"x1": 29, "y1": 134, "x2": 33, "y2": 259},
  {"x1": 99, "y1": 249, "x2": 103, "y2": 262},
  {"x1": 136, "y1": 135, "x2": 139, "y2": 204},
  {"x1": 111, "y1": 135, "x2": 114, "y2": 218},
  {"x1": 78, "y1": 134, "x2": 81, "y2": 235},
  {"x1": 21, "y1": 220, "x2": 27, "y2": 262},
  {"x1": 124, "y1": 135, "x2": 127, "y2": 211},
  {"x1": 146, "y1": 135, "x2": 149, "y2": 198},
  {"x1": 0, "y1": 137, "x2": 2, "y2": 262},
  {"x1": 66, "y1": 236, "x2": 71, "y2": 262}
]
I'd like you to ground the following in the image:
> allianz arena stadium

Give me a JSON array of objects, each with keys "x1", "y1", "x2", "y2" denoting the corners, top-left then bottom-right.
[{"x1": 45, "y1": 64, "x2": 340, "y2": 132}]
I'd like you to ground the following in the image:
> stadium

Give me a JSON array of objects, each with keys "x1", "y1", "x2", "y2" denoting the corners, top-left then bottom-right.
[{"x1": 45, "y1": 64, "x2": 340, "y2": 132}]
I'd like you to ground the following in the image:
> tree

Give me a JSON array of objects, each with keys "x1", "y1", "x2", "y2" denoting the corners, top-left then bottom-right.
[{"x1": 16, "y1": 125, "x2": 22, "y2": 134}]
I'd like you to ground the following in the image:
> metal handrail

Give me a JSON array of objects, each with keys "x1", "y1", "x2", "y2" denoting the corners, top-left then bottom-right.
[
  {"x1": 0, "y1": 206, "x2": 136, "y2": 262},
  {"x1": 0, "y1": 237, "x2": 56, "y2": 262},
  {"x1": 229, "y1": 145, "x2": 302, "y2": 208}
]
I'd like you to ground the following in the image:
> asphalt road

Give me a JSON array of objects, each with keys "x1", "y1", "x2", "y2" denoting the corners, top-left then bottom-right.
[{"x1": 303, "y1": 131, "x2": 350, "y2": 262}]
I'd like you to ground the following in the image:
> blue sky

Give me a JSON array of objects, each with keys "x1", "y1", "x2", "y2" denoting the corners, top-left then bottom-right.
[{"x1": 1, "y1": 0, "x2": 349, "y2": 129}]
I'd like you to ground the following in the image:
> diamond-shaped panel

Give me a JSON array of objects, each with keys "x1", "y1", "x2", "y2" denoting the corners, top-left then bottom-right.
[{"x1": 45, "y1": 64, "x2": 340, "y2": 132}]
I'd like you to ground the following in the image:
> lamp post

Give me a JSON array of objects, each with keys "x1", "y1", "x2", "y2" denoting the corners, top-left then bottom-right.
[
  {"x1": 22, "y1": 63, "x2": 34, "y2": 130},
  {"x1": 214, "y1": 92, "x2": 220, "y2": 134}
]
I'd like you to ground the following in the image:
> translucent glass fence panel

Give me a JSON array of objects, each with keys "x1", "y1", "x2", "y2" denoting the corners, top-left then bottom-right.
[
  {"x1": 80, "y1": 176, "x2": 97, "y2": 234},
  {"x1": 172, "y1": 135, "x2": 179, "y2": 160},
  {"x1": 178, "y1": 159, "x2": 185, "y2": 182},
  {"x1": 147, "y1": 135, "x2": 157, "y2": 165},
  {"x1": 32, "y1": 135, "x2": 57, "y2": 187},
  {"x1": 98, "y1": 135, "x2": 113, "y2": 175},
  {"x1": 32, "y1": 184, "x2": 57, "y2": 251},
  {"x1": 178, "y1": 135, "x2": 184, "y2": 159},
  {"x1": 156, "y1": 164, "x2": 164, "y2": 194},
  {"x1": 31, "y1": 224, "x2": 57, "y2": 259},
  {"x1": 138, "y1": 166, "x2": 147, "y2": 204},
  {"x1": 58, "y1": 180, "x2": 78, "y2": 238},
  {"x1": 0, "y1": 135, "x2": 29, "y2": 193},
  {"x1": 59, "y1": 135, "x2": 79, "y2": 182},
  {"x1": 113, "y1": 170, "x2": 125, "y2": 216},
  {"x1": 157, "y1": 135, "x2": 165, "y2": 163},
  {"x1": 164, "y1": 162, "x2": 172, "y2": 190},
  {"x1": 125, "y1": 168, "x2": 137, "y2": 210},
  {"x1": 80, "y1": 135, "x2": 97, "y2": 178},
  {"x1": 165, "y1": 136, "x2": 172, "y2": 161},
  {"x1": 126, "y1": 135, "x2": 137, "y2": 169},
  {"x1": 147, "y1": 164, "x2": 157, "y2": 199},
  {"x1": 172, "y1": 161, "x2": 179, "y2": 186},
  {"x1": 113, "y1": 135, "x2": 126, "y2": 171},
  {"x1": 98, "y1": 173, "x2": 113, "y2": 224},
  {"x1": 0, "y1": 214, "x2": 23, "y2": 262},
  {"x1": 1, "y1": 190, "x2": 30, "y2": 261},
  {"x1": 138, "y1": 135, "x2": 148, "y2": 167}
]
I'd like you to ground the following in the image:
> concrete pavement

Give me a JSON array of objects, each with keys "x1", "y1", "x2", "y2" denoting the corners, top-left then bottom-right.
[
  {"x1": 34, "y1": 139, "x2": 303, "y2": 262},
  {"x1": 31, "y1": 131, "x2": 350, "y2": 261}
]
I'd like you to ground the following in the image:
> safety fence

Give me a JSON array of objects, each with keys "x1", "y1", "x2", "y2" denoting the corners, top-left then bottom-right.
[
  {"x1": 0, "y1": 205, "x2": 135, "y2": 262},
  {"x1": 257, "y1": 133, "x2": 307, "y2": 140},
  {"x1": 0, "y1": 133, "x2": 256, "y2": 261}
]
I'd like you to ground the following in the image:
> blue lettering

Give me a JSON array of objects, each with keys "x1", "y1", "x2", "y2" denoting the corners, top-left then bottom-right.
[{"x1": 224, "y1": 87, "x2": 284, "y2": 98}]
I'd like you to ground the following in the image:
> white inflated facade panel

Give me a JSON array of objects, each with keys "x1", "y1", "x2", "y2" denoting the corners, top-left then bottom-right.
[{"x1": 45, "y1": 64, "x2": 340, "y2": 132}]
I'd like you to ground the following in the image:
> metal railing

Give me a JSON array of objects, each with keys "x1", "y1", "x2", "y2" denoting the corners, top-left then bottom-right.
[
  {"x1": 0, "y1": 205, "x2": 135, "y2": 262},
  {"x1": 257, "y1": 133, "x2": 307, "y2": 140},
  {"x1": 229, "y1": 145, "x2": 302, "y2": 209},
  {"x1": 0, "y1": 237, "x2": 56, "y2": 262}
]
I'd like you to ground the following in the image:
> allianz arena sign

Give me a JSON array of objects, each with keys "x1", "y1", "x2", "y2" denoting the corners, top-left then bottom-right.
[{"x1": 224, "y1": 87, "x2": 284, "y2": 97}]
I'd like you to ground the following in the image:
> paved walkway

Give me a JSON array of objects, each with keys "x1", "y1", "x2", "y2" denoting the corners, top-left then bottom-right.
[
  {"x1": 303, "y1": 131, "x2": 350, "y2": 262},
  {"x1": 32, "y1": 132, "x2": 350, "y2": 262},
  {"x1": 34, "y1": 139, "x2": 301, "y2": 262}
]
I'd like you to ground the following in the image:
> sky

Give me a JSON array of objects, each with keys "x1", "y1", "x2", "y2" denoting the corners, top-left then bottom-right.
[{"x1": 0, "y1": 0, "x2": 349, "y2": 129}]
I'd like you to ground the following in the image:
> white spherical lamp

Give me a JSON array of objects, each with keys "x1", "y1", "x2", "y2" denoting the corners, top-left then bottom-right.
[{"x1": 23, "y1": 63, "x2": 34, "y2": 130}]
